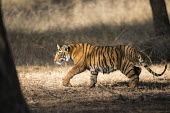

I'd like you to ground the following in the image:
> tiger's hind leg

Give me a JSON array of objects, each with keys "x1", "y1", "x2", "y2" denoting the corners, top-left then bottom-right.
[
  {"x1": 121, "y1": 61, "x2": 141, "y2": 89},
  {"x1": 128, "y1": 66, "x2": 141, "y2": 89},
  {"x1": 89, "y1": 71, "x2": 98, "y2": 88}
]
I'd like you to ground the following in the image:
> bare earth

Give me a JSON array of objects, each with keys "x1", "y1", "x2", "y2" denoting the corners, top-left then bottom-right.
[{"x1": 17, "y1": 65, "x2": 170, "y2": 113}]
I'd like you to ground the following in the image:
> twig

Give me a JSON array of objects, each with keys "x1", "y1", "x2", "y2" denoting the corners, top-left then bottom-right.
[
  {"x1": 114, "y1": 28, "x2": 127, "y2": 43},
  {"x1": 139, "y1": 48, "x2": 153, "y2": 65},
  {"x1": 33, "y1": 43, "x2": 55, "y2": 57},
  {"x1": 98, "y1": 84, "x2": 127, "y2": 102}
]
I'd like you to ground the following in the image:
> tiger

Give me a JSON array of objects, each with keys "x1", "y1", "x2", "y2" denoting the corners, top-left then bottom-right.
[{"x1": 54, "y1": 43, "x2": 167, "y2": 88}]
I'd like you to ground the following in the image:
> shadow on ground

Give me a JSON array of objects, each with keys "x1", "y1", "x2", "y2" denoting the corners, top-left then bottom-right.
[
  {"x1": 105, "y1": 81, "x2": 170, "y2": 90},
  {"x1": 24, "y1": 81, "x2": 170, "y2": 113}
]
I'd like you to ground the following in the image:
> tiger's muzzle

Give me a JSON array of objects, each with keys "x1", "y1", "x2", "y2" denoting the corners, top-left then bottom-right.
[{"x1": 54, "y1": 58, "x2": 66, "y2": 65}]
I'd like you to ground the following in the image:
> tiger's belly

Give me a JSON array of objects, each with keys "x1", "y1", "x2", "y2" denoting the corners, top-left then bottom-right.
[{"x1": 89, "y1": 66, "x2": 116, "y2": 74}]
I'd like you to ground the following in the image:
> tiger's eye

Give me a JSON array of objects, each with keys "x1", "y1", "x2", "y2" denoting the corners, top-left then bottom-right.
[{"x1": 58, "y1": 51, "x2": 62, "y2": 56}]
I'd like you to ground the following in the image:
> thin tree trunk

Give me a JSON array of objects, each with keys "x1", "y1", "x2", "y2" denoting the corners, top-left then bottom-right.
[
  {"x1": 0, "y1": 1, "x2": 29, "y2": 113},
  {"x1": 150, "y1": 0, "x2": 170, "y2": 37}
]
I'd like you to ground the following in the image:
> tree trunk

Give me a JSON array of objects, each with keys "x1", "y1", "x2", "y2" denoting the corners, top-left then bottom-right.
[
  {"x1": 150, "y1": 0, "x2": 170, "y2": 37},
  {"x1": 0, "y1": 1, "x2": 29, "y2": 113}
]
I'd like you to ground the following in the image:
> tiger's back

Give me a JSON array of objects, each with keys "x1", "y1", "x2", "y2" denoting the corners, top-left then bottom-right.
[{"x1": 85, "y1": 44, "x2": 139, "y2": 72}]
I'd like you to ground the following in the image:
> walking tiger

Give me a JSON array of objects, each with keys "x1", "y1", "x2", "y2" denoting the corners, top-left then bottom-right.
[{"x1": 54, "y1": 43, "x2": 167, "y2": 88}]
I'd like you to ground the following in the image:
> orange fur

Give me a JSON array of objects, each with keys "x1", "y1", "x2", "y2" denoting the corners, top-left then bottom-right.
[{"x1": 54, "y1": 43, "x2": 167, "y2": 88}]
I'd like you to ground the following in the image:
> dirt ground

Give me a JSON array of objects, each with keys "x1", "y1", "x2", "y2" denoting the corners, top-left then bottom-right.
[{"x1": 17, "y1": 65, "x2": 170, "y2": 113}]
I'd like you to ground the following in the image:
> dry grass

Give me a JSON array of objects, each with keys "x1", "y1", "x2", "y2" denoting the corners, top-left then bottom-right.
[
  {"x1": 2, "y1": 0, "x2": 153, "y2": 31},
  {"x1": 1, "y1": 0, "x2": 170, "y2": 65},
  {"x1": 17, "y1": 64, "x2": 170, "y2": 113}
]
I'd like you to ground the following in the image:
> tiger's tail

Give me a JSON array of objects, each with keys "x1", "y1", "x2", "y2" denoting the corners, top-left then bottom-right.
[
  {"x1": 143, "y1": 64, "x2": 167, "y2": 76},
  {"x1": 138, "y1": 54, "x2": 167, "y2": 76}
]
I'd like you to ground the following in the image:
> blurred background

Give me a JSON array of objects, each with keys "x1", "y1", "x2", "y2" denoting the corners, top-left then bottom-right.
[{"x1": 2, "y1": 0, "x2": 170, "y2": 65}]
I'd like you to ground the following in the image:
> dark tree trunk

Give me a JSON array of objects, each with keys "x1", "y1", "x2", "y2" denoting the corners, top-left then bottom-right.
[
  {"x1": 0, "y1": 1, "x2": 29, "y2": 113},
  {"x1": 150, "y1": 0, "x2": 170, "y2": 37}
]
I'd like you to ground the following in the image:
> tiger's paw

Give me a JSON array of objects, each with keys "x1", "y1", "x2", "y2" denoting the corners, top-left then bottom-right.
[
  {"x1": 62, "y1": 80, "x2": 72, "y2": 87},
  {"x1": 63, "y1": 82, "x2": 72, "y2": 87},
  {"x1": 88, "y1": 84, "x2": 96, "y2": 88}
]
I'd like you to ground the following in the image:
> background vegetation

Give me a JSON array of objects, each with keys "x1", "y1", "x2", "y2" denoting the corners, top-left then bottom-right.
[{"x1": 2, "y1": 0, "x2": 170, "y2": 65}]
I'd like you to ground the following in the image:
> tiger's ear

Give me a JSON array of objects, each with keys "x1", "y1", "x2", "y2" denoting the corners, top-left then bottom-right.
[
  {"x1": 57, "y1": 44, "x2": 60, "y2": 50},
  {"x1": 62, "y1": 45, "x2": 69, "y2": 52}
]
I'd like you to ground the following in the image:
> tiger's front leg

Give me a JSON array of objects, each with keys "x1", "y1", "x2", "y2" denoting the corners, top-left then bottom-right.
[
  {"x1": 89, "y1": 71, "x2": 98, "y2": 88},
  {"x1": 62, "y1": 65, "x2": 85, "y2": 87}
]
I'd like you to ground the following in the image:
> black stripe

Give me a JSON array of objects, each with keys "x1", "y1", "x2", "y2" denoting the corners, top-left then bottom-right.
[
  {"x1": 107, "y1": 47, "x2": 112, "y2": 67},
  {"x1": 108, "y1": 47, "x2": 114, "y2": 68},
  {"x1": 105, "y1": 47, "x2": 110, "y2": 69},
  {"x1": 127, "y1": 47, "x2": 131, "y2": 59},
  {"x1": 110, "y1": 47, "x2": 116, "y2": 67},
  {"x1": 94, "y1": 47, "x2": 99, "y2": 67},
  {"x1": 128, "y1": 73, "x2": 136, "y2": 78},
  {"x1": 94, "y1": 46, "x2": 99, "y2": 67},
  {"x1": 98, "y1": 47, "x2": 102, "y2": 69},
  {"x1": 95, "y1": 47, "x2": 100, "y2": 68},
  {"x1": 75, "y1": 44, "x2": 84, "y2": 64},
  {"x1": 129, "y1": 47, "x2": 133, "y2": 60},
  {"x1": 121, "y1": 59, "x2": 127, "y2": 73},
  {"x1": 103, "y1": 47, "x2": 107, "y2": 68},
  {"x1": 100, "y1": 48, "x2": 105, "y2": 71},
  {"x1": 130, "y1": 77, "x2": 138, "y2": 83},
  {"x1": 125, "y1": 46, "x2": 128, "y2": 57},
  {"x1": 125, "y1": 68, "x2": 134, "y2": 77},
  {"x1": 90, "y1": 46, "x2": 95, "y2": 67},
  {"x1": 100, "y1": 47, "x2": 105, "y2": 69},
  {"x1": 93, "y1": 47, "x2": 96, "y2": 67},
  {"x1": 115, "y1": 48, "x2": 119, "y2": 68},
  {"x1": 116, "y1": 47, "x2": 122, "y2": 69},
  {"x1": 82, "y1": 43, "x2": 88, "y2": 64}
]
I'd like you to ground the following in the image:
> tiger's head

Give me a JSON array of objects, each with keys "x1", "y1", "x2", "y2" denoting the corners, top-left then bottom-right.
[{"x1": 54, "y1": 44, "x2": 71, "y2": 65}]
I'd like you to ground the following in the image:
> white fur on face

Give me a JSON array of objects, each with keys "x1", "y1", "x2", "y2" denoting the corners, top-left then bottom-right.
[{"x1": 54, "y1": 45, "x2": 70, "y2": 65}]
